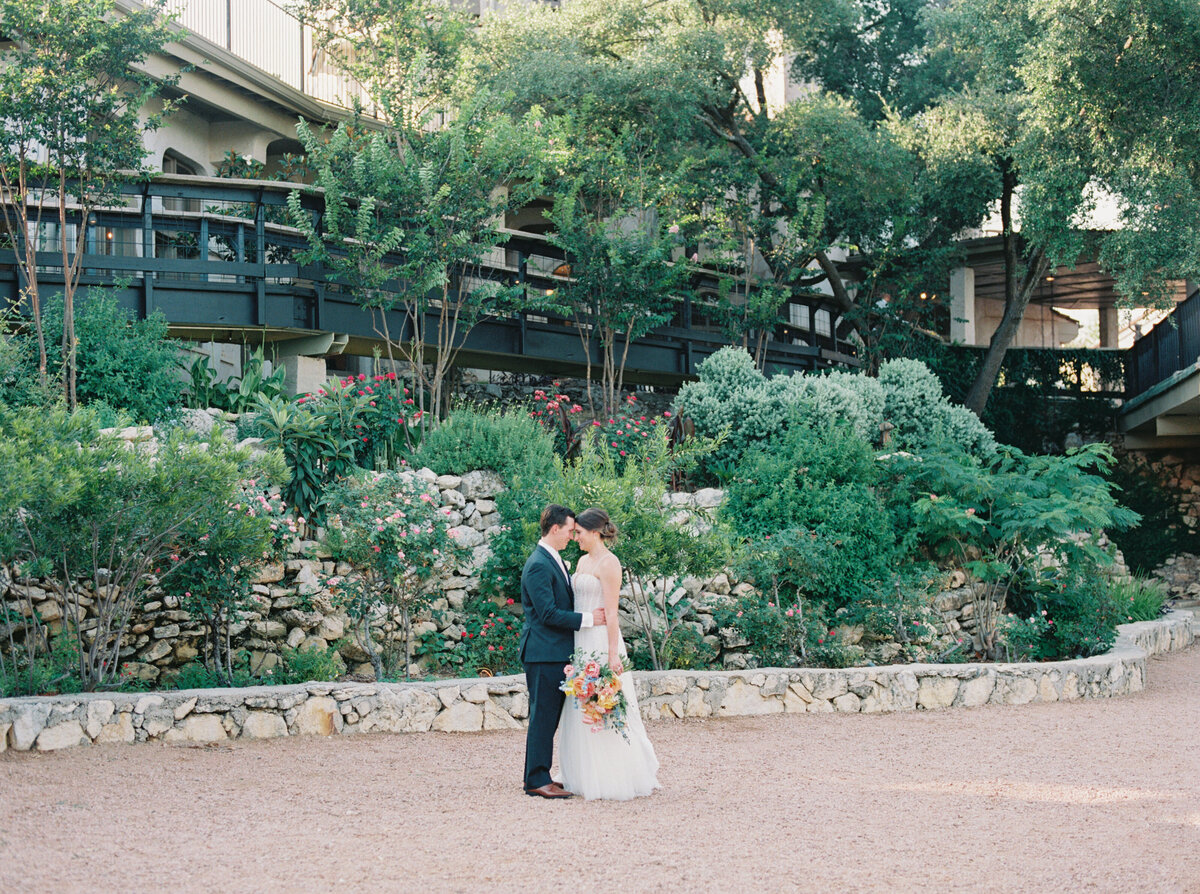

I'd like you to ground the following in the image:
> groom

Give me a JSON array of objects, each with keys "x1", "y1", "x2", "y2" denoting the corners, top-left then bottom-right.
[{"x1": 519, "y1": 504, "x2": 606, "y2": 799}]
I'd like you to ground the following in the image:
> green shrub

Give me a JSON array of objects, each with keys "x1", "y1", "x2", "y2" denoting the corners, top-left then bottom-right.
[
  {"x1": 791, "y1": 370, "x2": 885, "y2": 442},
  {"x1": 412, "y1": 406, "x2": 560, "y2": 483},
  {"x1": 0, "y1": 406, "x2": 275, "y2": 691},
  {"x1": 712, "y1": 592, "x2": 810, "y2": 667},
  {"x1": 274, "y1": 645, "x2": 347, "y2": 684},
  {"x1": 627, "y1": 624, "x2": 716, "y2": 671},
  {"x1": 877, "y1": 358, "x2": 996, "y2": 457},
  {"x1": 323, "y1": 469, "x2": 466, "y2": 679},
  {"x1": 453, "y1": 595, "x2": 523, "y2": 676},
  {"x1": 43, "y1": 293, "x2": 185, "y2": 423},
  {"x1": 724, "y1": 420, "x2": 898, "y2": 607},
  {"x1": 184, "y1": 347, "x2": 286, "y2": 414},
  {"x1": 1109, "y1": 576, "x2": 1168, "y2": 622}
]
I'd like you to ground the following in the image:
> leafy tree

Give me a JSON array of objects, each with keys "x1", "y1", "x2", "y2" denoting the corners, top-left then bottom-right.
[
  {"x1": 0, "y1": 0, "x2": 177, "y2": 407},
  {"x1": 288, "y1": 108, "x2": 544, "y2": 425},
  {"x1": 0, "y1": 408, "x2": 278, "y2": 690},
  {"x1": 322, "y1": 470, "x2": 467, "y2": 680},
  {"x1": 544, "y1": 114, "x2": 689, "y2": 414}
]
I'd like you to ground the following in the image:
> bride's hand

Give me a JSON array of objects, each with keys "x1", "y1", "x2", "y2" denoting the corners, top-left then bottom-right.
[{"x1": 609, "y1": 655, "x2": 624, "y2": 675}]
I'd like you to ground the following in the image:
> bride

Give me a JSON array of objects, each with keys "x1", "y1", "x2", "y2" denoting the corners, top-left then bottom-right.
[{"x1": 558, "y1": 507, "x2": 660, "y2": 800}]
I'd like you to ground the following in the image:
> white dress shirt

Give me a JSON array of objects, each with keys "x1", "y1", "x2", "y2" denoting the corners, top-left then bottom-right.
[{"x1": 538, "y1": 540, "x2": 593, "y2": 628}]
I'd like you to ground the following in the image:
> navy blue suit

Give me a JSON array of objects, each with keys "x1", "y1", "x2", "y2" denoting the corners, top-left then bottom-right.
[{"x1": 520, "y1": 544, "x2": 582, "y2": 790}]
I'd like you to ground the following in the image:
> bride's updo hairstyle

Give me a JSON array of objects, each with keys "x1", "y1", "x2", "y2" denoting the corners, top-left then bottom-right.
[{"x1": 575, "y1": 507, "x2": 618, "y2": 541}]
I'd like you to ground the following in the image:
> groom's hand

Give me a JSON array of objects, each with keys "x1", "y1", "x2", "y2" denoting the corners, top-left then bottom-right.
[{"x1": 593, "y1": 608, "x2": 607, "y2": 626}]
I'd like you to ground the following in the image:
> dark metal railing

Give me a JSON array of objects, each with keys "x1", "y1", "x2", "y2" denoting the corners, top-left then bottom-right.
[
  {"x1": 0, "y1": 174, "x2": 858, "y2": 384},
  {"x1": 1126, "y1": 287, "x2": 1200, "y2": 399}
]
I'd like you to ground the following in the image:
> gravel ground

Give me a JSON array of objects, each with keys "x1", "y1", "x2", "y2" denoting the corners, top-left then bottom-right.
[{"x1": 3, "y1": 646, "x2": 1199, "y2": 894}]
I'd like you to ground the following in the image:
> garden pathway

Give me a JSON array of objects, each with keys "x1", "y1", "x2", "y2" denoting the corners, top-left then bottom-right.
[{"x1": 3, "y1": 645, "x2": 1199, "y2": 893}]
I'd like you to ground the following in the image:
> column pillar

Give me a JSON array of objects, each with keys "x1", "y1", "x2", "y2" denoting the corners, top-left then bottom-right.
[
  {"x1": 1098, "y1": 304, "x2": 1119, "y2": 348},
  {"x1": 949, "y1": 266, "x2": 976, "y2": 345}
]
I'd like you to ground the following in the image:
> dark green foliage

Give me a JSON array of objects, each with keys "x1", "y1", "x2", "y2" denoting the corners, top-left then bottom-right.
[
  {"x1": 273, "y1": 646, "x2": 347, "y2": 685},
  {"x1": 24, "y1": 294, "x2": 184, "y2": 422},
  {"x1": 724, "y1": 420, "x2": 898, "y2": 607},
  {"x1": 905, "y1": 340, "x2": 1124, "y2": 453},
  {"x1": 1105, "y1": 457, "x2": 1197, "y2": 575},
  {"x1": 1007, "y1": 571, "x2": 1123, "y2": 659},
  {"x1": 184, "y1": 347, "x2": 286, "y2": 414},
  {"x1": 412, "y1": 406, "x2": 561, "y2": 482},
  {"x1": 627, "y1": 624, "x2": 716, "y2": 671}
]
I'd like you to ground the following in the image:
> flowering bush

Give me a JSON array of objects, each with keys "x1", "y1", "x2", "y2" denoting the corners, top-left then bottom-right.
[
  {"x1": 298, "y1": 372, "x2": 422, "y2": 470},
  {"x1": 162, "y1": 481, "x2": 294, "y2": 685},
  {"x1": 448, "y1": 595, "x2": 523, "y2": 676},
  {"x1": 528, "y1": 384, "x2": 674, "y2": 471},
  {"x1": 323, "y1": 470, "x2": 466, "y2": 679}
]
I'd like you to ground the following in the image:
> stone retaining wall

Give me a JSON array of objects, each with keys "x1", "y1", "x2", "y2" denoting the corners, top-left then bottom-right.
[
  {"x1": 2, "y1": 610, "x2": 1192, "y2": 753},
  {"x1": 1, "y1": 460, "x2": 998, "y2": 680}
]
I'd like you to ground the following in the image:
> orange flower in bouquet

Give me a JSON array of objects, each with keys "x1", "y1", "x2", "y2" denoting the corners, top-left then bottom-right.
[{"x1": 560, "y1": 651, "x2": 629, "y2": 739}]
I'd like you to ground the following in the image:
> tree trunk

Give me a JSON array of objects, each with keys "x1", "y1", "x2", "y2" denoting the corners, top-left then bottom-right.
[{"x1": 963, "y1": 164, "x2": 1050, "y2": 417}]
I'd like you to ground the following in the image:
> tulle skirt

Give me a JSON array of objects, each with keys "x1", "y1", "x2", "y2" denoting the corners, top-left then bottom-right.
[{"x1": 559, "y1": 668, "x2": 661, "y2": 801}]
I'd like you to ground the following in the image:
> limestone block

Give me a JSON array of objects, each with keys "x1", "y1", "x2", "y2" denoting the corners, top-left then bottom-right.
[
  {"x1": 459, "y1": 470, "x2": 504, "y2": 500},
  {"x1": 462, "y1": 684, "x2": 489, "y2": 704},
  {"x1": 85, "y1": 700, "x2": 115, "y2": 738},
  {"x1": 832, "y1": 692, "x2": 862, "y2": 712},
  {"x1": 174, "y1": 697, "x2": 198, "y2": 720},
  {"x1": 431, "y1": 699, "x2": 484, "y2": 732},
  {"x1": 441, "y1": 488, "x2": 466, "y2": 509},
  {"x1": 173, "y1": 642, "x2": 199, "y2": 663},
  {"x1": 718, "y1": 679, "x2": 783, "y2": 716},
  {"x1": 317, "y1": 616, "x2": 344, "y2": 641},
  {"x1": 651, "y1": 675, "x2": 687, "y2": 697},
  {"x1": 693, "y1": 488, "x2": 724, "y2": 509},
  {"x1": 448, "y1": 525, "x2": 485, "y2": 549},
  {"x1": 435, "y1": 475, "x2": 462, "y2": 490},
  {"x1": 241, "y1": 712, "x2": 288, "y2": 739},
  {"x1": 996, "y1": 675, "x2": 1038, "y2": 705},
  {"x1": 292, "y1": 696, "x2": 341, "y2": 736},
  {"x1": 139, "y1": 641, "x2": 172, "y2": 663},
  {"x1": 95, "y1": 713, "x2": 135, "y2": 745},
  {"x1": 35, "y1": 600, "x2": 63, "y2": 622},
  {"x1": 917, "y1": 676, "x2": 958, "y2": 710},
  {"x1": 36, "y1": 721, "x2": 86, "y2": 751},
  {"x1": 164, "y1": 714, "x2": 228, "y2": 744},
  {"x1": 507, "y1": 692, "x2": 529, "y2": 720},
  {"x1": 294, "y1": 564, "x2": 321, "y2": 596},
  {"x1": 808, "y1": 673, "x2": 849, "y2": 702},
  {"x1": 252, "y1": 620, "x2": 288, "y2": 639},
  {"x1": 958, "y1": 674, "x2": 995, "y2": 708},
  {"x1": 286, "y1": 627, "x2": 306, "y2": 649},
  {"x1": 142, "y1": 708, "x2": 176, "y2": 737},
  {"x1": 483, "y1": 700, "x2": 522, "y2": 730},
  {"x1": 152, "y1": 623, "x2": 181, "y2": 639},
  {"x1": 0, "y1": 722, "x2": 8, "y2": 752},
  {"x1": 438, "y1": 686, "x2": 461, "y2": 708},
  {"x1": 685, "y1": 690, "x2": 712, "y2": 717},
  {"x1": 135, "y1": 695, "x2": 164, "y2": 715},
  {"x1": 1037, "y1": 675, "x2": 1059, "y2": 702}
]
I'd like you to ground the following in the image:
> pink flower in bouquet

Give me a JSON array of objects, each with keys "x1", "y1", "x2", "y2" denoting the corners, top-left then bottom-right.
[
  {"x1": 584, "y1": 661, "x2": 600, "y2": 678},
  {"x1": 563, "y1": 663, "x2": 575, "y2": 676}
]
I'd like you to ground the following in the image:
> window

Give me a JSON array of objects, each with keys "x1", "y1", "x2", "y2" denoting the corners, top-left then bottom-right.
[
  {"x1": 815, "y1": 309, "x2": 832, "y2": 338},
  {"x1": 788, "y1": 302, "x2": 810, "y2": 330}
]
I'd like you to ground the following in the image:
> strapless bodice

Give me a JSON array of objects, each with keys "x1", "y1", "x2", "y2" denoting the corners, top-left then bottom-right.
[{"x1": 571, "y1": 571, "x2": 605, "y2": 613}]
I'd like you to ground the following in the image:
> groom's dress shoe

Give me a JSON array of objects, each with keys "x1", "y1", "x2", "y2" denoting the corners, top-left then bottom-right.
[{"x1": 526, "y1": 782, "x2": 574, "y2": 799}]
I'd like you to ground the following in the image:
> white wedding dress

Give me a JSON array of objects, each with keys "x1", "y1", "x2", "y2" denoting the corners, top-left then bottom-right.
[{"x1": 558, "y1": 572, "x2": 660, "y2": 801}]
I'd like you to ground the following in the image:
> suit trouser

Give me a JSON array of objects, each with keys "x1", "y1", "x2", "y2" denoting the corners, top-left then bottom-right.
[{"x1": 523, "y1": 661, "x2": 567, "y2": 789}]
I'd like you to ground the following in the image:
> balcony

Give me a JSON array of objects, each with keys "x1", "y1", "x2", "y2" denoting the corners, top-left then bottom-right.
[
  {"x1": 0, "y1": 175, "x2": 857, "y2": 386},
  {"x1": 161, "y1": 0, "x2": 373, "y2": 114}
]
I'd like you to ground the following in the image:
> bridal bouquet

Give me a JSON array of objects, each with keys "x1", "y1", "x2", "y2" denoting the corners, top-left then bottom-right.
[{"x1": 560, "y1": 652, "x2": 629, "y2": 740}]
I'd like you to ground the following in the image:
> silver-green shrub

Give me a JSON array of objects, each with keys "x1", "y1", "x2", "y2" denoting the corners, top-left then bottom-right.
[{"x1": 877, "y1": 358, "x2": 996, "y2": 457}]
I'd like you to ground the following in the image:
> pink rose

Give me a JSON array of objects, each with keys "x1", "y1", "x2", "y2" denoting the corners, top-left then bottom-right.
[
  {"x1": 584, "y1": 661, "x2": 600, "y2": 678},
  {"x1": 563, "y1": 664, "x2": 575, "y2": 676}
]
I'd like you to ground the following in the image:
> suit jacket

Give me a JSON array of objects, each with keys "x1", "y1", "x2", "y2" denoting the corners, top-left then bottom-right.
[{"x1": 519, "y1": 544, "x2": 582, "y2": 664}]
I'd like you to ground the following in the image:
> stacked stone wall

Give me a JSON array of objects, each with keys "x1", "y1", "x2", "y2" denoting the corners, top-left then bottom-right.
[{"x1": 1, "y1": 611, "x2": 1193, "y2": 752}]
